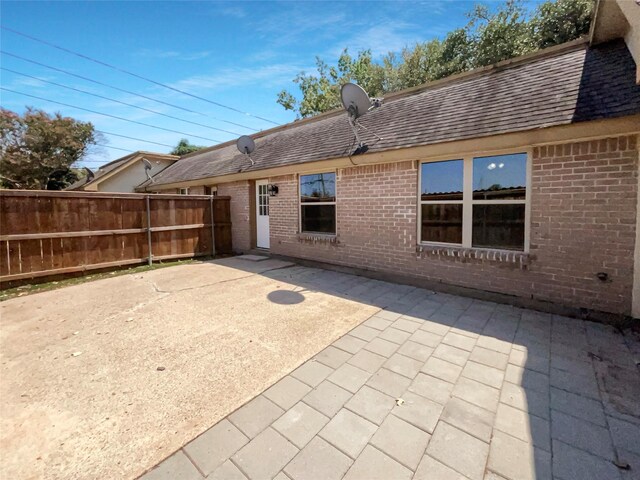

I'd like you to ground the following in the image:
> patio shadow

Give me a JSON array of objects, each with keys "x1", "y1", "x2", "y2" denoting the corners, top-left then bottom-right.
[
  {"x1": 267, "y1": 290, "x2": 305, "y2": 305},
  {"x1": 210, "y1": 257, "x2": 639, "y2": 480}
]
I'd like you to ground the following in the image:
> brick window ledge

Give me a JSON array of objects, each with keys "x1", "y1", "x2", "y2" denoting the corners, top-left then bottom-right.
[
  {"x1": 297, "y1": 233, "x2": 339, "y2": 245},
  {"x1": 416, "y1": 244, "x2": 530, "y2": 267}
]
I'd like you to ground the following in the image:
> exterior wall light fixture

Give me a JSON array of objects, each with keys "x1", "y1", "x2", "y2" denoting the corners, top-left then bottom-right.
[{"x1": 267, "y1": 184, "x2": 279, "y2": 196}]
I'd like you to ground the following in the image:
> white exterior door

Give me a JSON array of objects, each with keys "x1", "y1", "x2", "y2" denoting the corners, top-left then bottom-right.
[{"x1": 256, "y1": 180, "x2": 270, "y2": 249}]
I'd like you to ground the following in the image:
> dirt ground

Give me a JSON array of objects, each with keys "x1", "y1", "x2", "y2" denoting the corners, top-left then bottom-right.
[{"x1": 0, "y1": 258, "x2": 379, "y2": 480}]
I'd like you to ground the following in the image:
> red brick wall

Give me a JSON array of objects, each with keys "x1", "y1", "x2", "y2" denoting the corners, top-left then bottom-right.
[
  {"x1": 269, "y1": 162, "x2": 419, "y2": 272},
  {"x1": 529, "y1": 136, "x2": 637, "y2": 314},
  {"x1": 217, "y1": 181, "x2": 252, "y2": 252},
  {"x1": 217, "y1": 135, "x2": 638, "y2": 314}
]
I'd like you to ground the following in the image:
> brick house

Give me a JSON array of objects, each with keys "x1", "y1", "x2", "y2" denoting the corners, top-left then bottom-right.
[{"x1": 145, "y1": 2, "x2": 640, "y2": 319}]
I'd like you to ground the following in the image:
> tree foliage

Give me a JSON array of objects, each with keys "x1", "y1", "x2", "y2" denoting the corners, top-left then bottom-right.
[
  {"x1": 46, "y1": 168, "x2": 87, "y2": 190},
  {"x1": 530, "y1": 0, "x2": 593, "y2": 49},
  {"x1": 0, "y1": 107, "x2": 98, "y2": 190},
  {"x1": 170, "y1": 138, "x2": 205, "y2": 156},
  {"x1": 278, "y1": 0, "x2": 594, "y2": 117}
]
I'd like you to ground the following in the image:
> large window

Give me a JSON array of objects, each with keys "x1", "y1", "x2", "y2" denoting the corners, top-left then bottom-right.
[
  {"x1": 420, "y1": 160, "x2": 464, "y2": 244},
  {"x1": 300, "y1": 172, "x2": 336, "y2": 234},
  {"x1": 420, "y1": 153, "x2": 528, "y2": 251}
]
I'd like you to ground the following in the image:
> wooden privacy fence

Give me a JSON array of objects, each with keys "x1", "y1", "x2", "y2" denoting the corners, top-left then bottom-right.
[{"x1": 0, "y1": 190, "x2": 232, "y2": 284}]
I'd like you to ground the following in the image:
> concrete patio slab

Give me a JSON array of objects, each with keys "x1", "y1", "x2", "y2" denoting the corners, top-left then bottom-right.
[
  {"x1": 4, "y1": 258, "x2": 640, "y2": 480},
  {"x1": 370, "y1": 414, "x2": 431, "y2": 470},
  {"x1": 0, "y1": 259, "x2": 377, "y2": 479},
  {"x1": 342, "y1": 445, "x2": 412, "y2": 480},
  {"x1": 136, "y1": 260, "x2": 639, "y2": 480},
  {"x1": 272, "y1": 401, "x2": 329, "y2": 449}
]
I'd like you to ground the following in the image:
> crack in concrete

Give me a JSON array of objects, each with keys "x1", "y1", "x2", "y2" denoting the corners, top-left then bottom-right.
[{"x1": 145, "y1": 263, "x2": 297, "y2": 294}]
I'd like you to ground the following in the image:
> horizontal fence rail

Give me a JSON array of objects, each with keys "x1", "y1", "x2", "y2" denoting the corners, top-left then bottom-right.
[{"x1": 0, "y1": 190, "x2": 232, "y2": 284}]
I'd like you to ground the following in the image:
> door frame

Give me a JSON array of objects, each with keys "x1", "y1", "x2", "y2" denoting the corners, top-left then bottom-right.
[{"x1": 255, "y1": 179, "x2": 270, "y2": 249}]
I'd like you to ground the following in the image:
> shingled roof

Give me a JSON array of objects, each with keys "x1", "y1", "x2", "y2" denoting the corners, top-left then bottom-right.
[
  {"x1": 67, "y1": 153, "x2": 137, "y2": 190},
  {"x1": 67, "y1": 151, "x2": 178, "y2": 190},
  {"x1": 150, "y1": 39, "x2": 640, "y2": 187}
]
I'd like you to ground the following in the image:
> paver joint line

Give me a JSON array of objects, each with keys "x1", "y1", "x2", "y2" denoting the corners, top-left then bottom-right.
[{"x1": 180, "y1": 448, "x2": 206, "y2": 478}]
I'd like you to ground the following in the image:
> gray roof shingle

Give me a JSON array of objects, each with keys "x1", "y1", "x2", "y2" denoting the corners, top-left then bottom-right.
[{"x1": 151, "y1": 40, "x2": 640, "y2": 187}]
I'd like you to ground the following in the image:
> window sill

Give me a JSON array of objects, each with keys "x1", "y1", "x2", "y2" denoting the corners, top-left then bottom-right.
[
  {"x1": 297, "y1": 233, "x2": 339, "y2": 245},
  {"x1": 416, "y1": 244, "x2": 530, "y2": 267}
]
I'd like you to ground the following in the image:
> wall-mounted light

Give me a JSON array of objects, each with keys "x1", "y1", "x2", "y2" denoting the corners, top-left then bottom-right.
[{"x1": 267, "y1": 184, "x2": 279, "y2": 196}]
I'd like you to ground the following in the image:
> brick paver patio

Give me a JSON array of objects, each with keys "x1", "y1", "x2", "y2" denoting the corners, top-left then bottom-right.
[{"x1": 140, "y1": 265, "x2": 640, "y2": 480}]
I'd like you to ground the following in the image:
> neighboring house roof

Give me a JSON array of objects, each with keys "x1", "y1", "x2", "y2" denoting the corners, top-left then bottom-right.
[
  {"x1": 150, "y1": 39, "x2": 640, "y2": 188},
  {"x1": 67, "y1": 151, "x2": 178, "y2": 191}
]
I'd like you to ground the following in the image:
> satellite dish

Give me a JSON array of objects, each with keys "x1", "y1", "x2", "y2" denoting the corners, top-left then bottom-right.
[
  {"x1": 236, "y1": 135, "x2": 255, "y2": 166},
  {"x1": 141, "y1": 157, "x2": 154, "y2": 182},
  {"x1": 340, "y1": 83, "x2": 383, "y2": 150},
  {"x1": 84, "y1": 167, "x2": 94, "y2": 182},
  {"x1": 341, "y1": 83, "x2": 372, "y2": 120},
  {"x1": 236, "y1": 136, "x2": 255, "y2": 155}
]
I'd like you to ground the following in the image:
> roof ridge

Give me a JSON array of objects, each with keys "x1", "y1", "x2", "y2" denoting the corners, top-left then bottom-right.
[
  {"x1": 97, "y1": 151, "x2": 178, "y2": 171},
  {"x1": 178, "y1": 38, "x2": 589, "y2": 161},
  {"x1": 97, "y1": 152, "x2": 137, "y2": 170},
  {"x1": 380, "y1": 37, "x2": 589, "y2": 102}
]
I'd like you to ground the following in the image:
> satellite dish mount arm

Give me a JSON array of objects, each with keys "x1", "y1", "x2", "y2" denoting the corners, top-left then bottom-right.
[
  {"x1": 347, "y1": 112, "x2": 364, "y2": 148},
  {"x1": 142, "y1": 157, "x2": 155, "y2": 183},
  {"x1": 244, "y1": 147, "x2": 255, "y2": 166},
  {"x1": 348, "y1": 111, "x2": 383, "y2": 149}
]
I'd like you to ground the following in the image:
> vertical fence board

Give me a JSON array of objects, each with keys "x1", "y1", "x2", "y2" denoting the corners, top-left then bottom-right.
[
  {"x1": 6, "y1": 241, "x2": 21, "y2": 274},
  {"x1": 0, "y1": 241, "x2": 9, "y2": 276}
]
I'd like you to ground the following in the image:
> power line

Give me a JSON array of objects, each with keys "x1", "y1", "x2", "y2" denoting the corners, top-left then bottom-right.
[
  {"x1": 1, "y1": 26, "x2": 280, "y2": 126},
  {"x1": 0, "y1": 50, "x2": 259, "y2": 132},
  {"x1": 0, "y1": 51, "x2": 204, "y2": 117},
  {"x1": 1, "y1": 87, "x2": 221, "y2": 143},
  {"x1": 94, "y1": 144, "x2": 133, "y2": 153},
  {"x1": 1, "y1": 67, "x2": 243, "y2": 136},
  {"x1": 96, "y1": 130, "x2": 174, "y2": 148}
]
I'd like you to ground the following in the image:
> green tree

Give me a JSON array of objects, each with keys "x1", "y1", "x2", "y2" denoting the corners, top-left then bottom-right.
[
  {"x1": 530, "y1": 0, "x2": 593, "y2": 49},
  {"x1": 46, "y1": 168, "x2": 86, "y2": 190},
  {"x1": 278, "y1": 0, "x2": 594, "y2": 118},
  {"x1": 467, "y1": 0, "x2": 534, "y2": 67},
  {"x1": 0, "y1": 107, "x2": 98, "y2": 190},
  {"x1": 170, "y1": 138, "x2": 205, "y2": 156},
  {"x1": 434, "y1": 28, "x2": 474, "y2": 79},
  {"x1": 277, "y1": 49, "x2": 386, "y2": 118}
]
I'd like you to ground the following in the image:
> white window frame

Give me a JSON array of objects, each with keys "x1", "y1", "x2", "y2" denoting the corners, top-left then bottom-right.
[
  {"x1": 257, "y1": 182, "x2": 269, "y2": 216},
  {"x1": 179, "y1": 187, "x2": 189, "y2": 195},
  {"x1": 418, "y1": 150, "x2": 531, "y2": 253},
  {"x1": 298, "y1": 171, "x2": 337, "y2": 235}
]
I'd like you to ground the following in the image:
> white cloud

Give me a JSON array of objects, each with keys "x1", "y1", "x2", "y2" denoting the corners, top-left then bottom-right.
[
  {"x1": 170, "y1": 62, "x2": 310, "y2": 92},
  {"x1": 134, "y1": 49, "x2": 213, "y2": 61},
  {"x1": 216, "y1": 5, "x2": 246, "y2": 19},
  {"x1": 253, "y1": 8, "x2": 349, "y2": 48},
  {"x1": 328, "y1": 18, "x2": 453, "y2": 59}
]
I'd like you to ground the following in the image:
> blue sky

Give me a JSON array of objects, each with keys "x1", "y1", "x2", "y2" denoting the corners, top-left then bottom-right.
[{"x1": 1, "y1": 0, "x2": 542, "y2": 169}]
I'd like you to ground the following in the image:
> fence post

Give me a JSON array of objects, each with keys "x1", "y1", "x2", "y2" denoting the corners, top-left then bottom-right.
[
  {"x1": 210, "y1": 196, "x2": 216, "y2": 257},
  {"x1": 146, "y1": 195, "x2": 153, "y2": 266}
]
